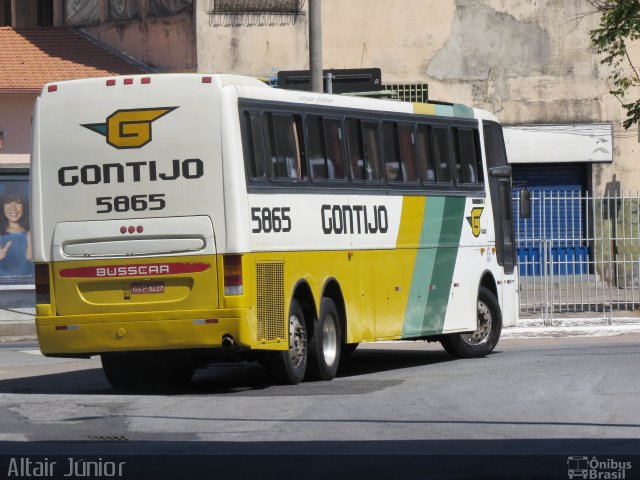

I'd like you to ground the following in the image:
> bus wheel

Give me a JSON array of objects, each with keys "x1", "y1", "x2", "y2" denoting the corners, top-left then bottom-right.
[
  {"x1": 266, "y1": 299, "x2": 308, "y2": 385},
  {"x1": 307, "y1": 297, "x2": 341, "y2": 381},
  {"x1": 440, "y1": 286, "x2": 502, "y2": 358}
]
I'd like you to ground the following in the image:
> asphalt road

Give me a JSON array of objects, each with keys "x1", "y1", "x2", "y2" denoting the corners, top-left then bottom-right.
[{"x1": 0, "y1": 335, "x2": 639, "y2": 479}]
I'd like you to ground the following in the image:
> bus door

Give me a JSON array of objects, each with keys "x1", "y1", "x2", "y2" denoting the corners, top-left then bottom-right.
[{"x1": 483, "y1": 122, "x2": 515, "y2": 275}]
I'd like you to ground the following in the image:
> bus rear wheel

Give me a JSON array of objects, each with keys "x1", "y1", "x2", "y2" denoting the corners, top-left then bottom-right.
[
  {"x1": 440, "y1": 286, "x2": 502, "y2": 358},
  {"x1": 306, "y1": 297, "x2": 341, "y2": 381},
  {"x1": 266, "y1": 299, "x2": 308, "y2": 385}
]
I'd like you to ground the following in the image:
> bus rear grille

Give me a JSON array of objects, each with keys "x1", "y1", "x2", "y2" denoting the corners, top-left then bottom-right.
[{"x1": 256, "y1": 261, "x2": 285, "y2": 343}]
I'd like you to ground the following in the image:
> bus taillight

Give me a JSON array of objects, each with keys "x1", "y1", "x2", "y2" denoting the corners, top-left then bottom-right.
[
  {"x1": 223, "y1": 255, "x2": 243, "y2": 296},
  {"x1": 35, "y1": 263, "x2": 51, "y2": 304}
]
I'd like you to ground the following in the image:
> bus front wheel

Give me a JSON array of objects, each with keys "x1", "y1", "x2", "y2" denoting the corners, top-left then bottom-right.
[
  {"x1": 440, "y1": 286, "x2": 502, "y2": 358},
  {"x1": 266, "y1": 299, "x2": 308, "y2": 385},
  {"x1": 306, "y1": 297, "x2": 342, "y2": 381}
]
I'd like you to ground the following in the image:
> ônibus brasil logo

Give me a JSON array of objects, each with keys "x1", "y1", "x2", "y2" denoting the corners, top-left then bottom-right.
[{"x1": 81, "y1": 107, "x2": 178, "y2": 149}]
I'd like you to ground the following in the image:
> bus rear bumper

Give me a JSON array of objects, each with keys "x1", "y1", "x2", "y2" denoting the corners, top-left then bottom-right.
[{"x1": 35, "y1": 309, "x2": 287, "y2": 356}]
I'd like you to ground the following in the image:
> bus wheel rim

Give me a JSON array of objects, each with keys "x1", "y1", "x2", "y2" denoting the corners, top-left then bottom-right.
[
  {"x1": 289, "y1": 314, "x2": 306, "y2": 368},
  {"x1": 322, "y1": 314, "x2": 338, "y2": 366},
  {"x1": 461, "y1": 300, "x2": 492, "y2": 345}
]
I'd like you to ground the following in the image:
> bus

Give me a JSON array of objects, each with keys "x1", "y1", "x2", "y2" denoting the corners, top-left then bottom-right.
[{"x1": 30, "y1": 73, "x2": 519, "y2": 388}]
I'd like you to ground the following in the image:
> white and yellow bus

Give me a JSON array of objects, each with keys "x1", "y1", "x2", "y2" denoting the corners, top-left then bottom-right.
[{"x1": 30, "y1": 74, "x2": 519, "y2": 388}]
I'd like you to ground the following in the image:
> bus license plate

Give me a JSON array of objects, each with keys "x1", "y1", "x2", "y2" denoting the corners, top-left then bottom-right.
[{"x1": 131, "y1": 282, "x2": 164, "y2": 294}]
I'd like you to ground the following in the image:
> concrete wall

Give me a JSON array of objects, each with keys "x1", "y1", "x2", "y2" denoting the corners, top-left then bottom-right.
[
  {"x1": 195, "y1": 1, "x2": 308, "y2": 77},
  {"x1": 50, "y1": 0, "x2": 196, "y2": 72},
  {"x1": 0, "y1": 94, "x2": 35, "y2": 165},
  {"x1": 83, "y1": 13, "x2": 196, "y2": 73},
  {"x1": 193, "y1": 0, "x2": 640, "y2": 195}
]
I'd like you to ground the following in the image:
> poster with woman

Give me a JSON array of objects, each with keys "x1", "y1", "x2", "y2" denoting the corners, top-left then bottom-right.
[{"x1": 0, "y1": 180, "x2": 34, "y2": 286}]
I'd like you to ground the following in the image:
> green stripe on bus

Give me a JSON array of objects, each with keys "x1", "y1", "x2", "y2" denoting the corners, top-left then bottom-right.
[
  {"x1": 403, "y1": 197, "x2": 466, "y2": 337},
  {"x1": 402, "y1": 197, "x2": 444, "y2": 336},
  {"x1": 452, "y1": 104, "x2": 474, "y2": 118},
  {"x1": 434, "y1": 104, "x2": 454, "y2": 117}
]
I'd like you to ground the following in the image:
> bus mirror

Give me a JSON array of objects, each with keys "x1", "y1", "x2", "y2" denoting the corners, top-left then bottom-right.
[
  {"x1": 519, "y1": 188, "x2": 531, "y2": 219},
  {"x1": 489, "y1": 166, "x2": 512, "y2": 177}
]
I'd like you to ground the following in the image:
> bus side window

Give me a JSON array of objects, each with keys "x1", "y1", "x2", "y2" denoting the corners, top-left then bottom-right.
[
  {"x1": 453, "y1": 127, "x2": 480, "y2": 185},
  {"x1": 361, "y1": 121, "x2": 381, "y2": 181},
  {"x1": 346, "y1": 118, "x2": 365, "y2": 181},
  {"x1": 432, "y1": 126, "x2": 452, "y2": 183},
  {"x1": 382, "y1": 122, "x2": 401, "y2": 182},
  {"x1": 398, "y1": 123, "x2": 418, "y2": 182},
  {"x1": 306, "y1": 115, "x2": 327, "y2": 180},
  {"x1": 473, "y1": 129, "x2": 484, "y2": 184},
  {"x1": 307, "y1": 116, "x2": 345, "y2": 181},
  {"x1": 242, "y1": 110, "x2": 266, "y2": 180},
  {"x1": 416, "y1": 124, "x2": 436, "y2": 184},
  {"x1": 268, "y1": 113, "x2": 306, "y2": 181},
  {"x1": 324, "y1": 118, "x2": 345, "y2": 180},
  {"x1": 347, "y1": 118, "x2": 382, "y2": 182}
]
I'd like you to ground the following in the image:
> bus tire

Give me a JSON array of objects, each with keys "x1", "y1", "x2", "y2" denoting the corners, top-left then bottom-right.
[
  {"x1": 440, "y1": 286, "x2": 502, "y2": 358},
  {"x1": 306, "y1": 297, "x2": 341, "y2": 381},
  {"x1": 266, "y1": 299, "x2": 308, "y2": 385}
]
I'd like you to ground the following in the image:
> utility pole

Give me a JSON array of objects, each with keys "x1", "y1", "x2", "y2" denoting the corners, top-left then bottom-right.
[{"x1": 308, "y1": 0, "x2": 323, "y2": 93}]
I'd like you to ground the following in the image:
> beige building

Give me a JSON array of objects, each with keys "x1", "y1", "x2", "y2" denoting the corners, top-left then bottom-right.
[{"x1": 2, "y1": 0, "x2": 639, "y2": 195}]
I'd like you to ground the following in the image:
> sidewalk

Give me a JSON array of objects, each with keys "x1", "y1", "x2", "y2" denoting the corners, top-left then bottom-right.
[
  {"x1": 502, "y1": 315, "x2": 640, "y2": 339},
  {"x1": 0, "y1": 307, "x2": 36, "y2": 343},
  {"x1": 2, "y1": 309, "x2": 640, "y2": 342}
]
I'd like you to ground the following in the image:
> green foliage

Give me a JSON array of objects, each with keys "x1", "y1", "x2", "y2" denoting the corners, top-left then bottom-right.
[{"x1": 590, "y1": 0, "x2": 640, "y2": 129}]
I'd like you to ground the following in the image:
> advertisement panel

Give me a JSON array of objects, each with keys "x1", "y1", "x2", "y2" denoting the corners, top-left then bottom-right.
[{"x1": 0, "y1": 179, "x2": 34, "y2": 286}]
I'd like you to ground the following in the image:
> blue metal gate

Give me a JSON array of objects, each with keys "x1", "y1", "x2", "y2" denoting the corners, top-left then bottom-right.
[{"x1": 512, "y1": 165, "x2": 588, "y2": 276}]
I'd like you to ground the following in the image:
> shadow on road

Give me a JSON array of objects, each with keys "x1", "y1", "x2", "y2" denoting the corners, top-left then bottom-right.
[{"x1": 0, "y1": 347, "x2": 456, "y2": 396}]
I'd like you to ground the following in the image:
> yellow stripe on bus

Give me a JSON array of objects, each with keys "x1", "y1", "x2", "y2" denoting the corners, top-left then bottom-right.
[
  {"x1": 413, "y1": 103, "x2": 437, "y2": 116},
  {"x1": 397, "y1": 196, "x2": 426, "y2": 248}
]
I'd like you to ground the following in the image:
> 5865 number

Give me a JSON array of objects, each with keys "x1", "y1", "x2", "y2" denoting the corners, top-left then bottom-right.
[
  {"x1": 251, "y1": 207, "x2": 291, "y2": 233},
  {"x1": 96, "y1": 194, "x2": 166, "y2": 214}
]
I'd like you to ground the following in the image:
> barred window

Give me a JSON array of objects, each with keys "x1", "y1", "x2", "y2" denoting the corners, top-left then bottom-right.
[
  {"x1": 64, "y1": 0, "x2": 99, "y2": 26},
  {"x1": 108, "y1": 0, "x2": 139, "y2": 21},
  {"x1": 211, "y1": 0, "x2": 302, "y2": 14},
  {"x1": 149, "y1": 0, "x2": 192, "y2": 17}
]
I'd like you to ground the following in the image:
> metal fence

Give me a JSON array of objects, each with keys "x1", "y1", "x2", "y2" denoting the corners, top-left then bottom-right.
[
  {"x1": 381, "y1": 83, "x2": 429, "y2": 103},
  {"x1": 514, "y1": 190, "x2": 640, "y2": 323}
]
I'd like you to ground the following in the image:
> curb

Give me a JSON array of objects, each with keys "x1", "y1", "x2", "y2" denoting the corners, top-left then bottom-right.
[{"x1": 0, "y1": 324, "x2": 35, "y2": 339}]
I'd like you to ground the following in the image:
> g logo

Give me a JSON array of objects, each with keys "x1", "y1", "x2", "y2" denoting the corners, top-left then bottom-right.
[
  {"x1": 82, "y1": 107, "x2": 177, "y2": 149},
  {"x1": 466, "y1": 207, "x2": 484, "y2": 237}
]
